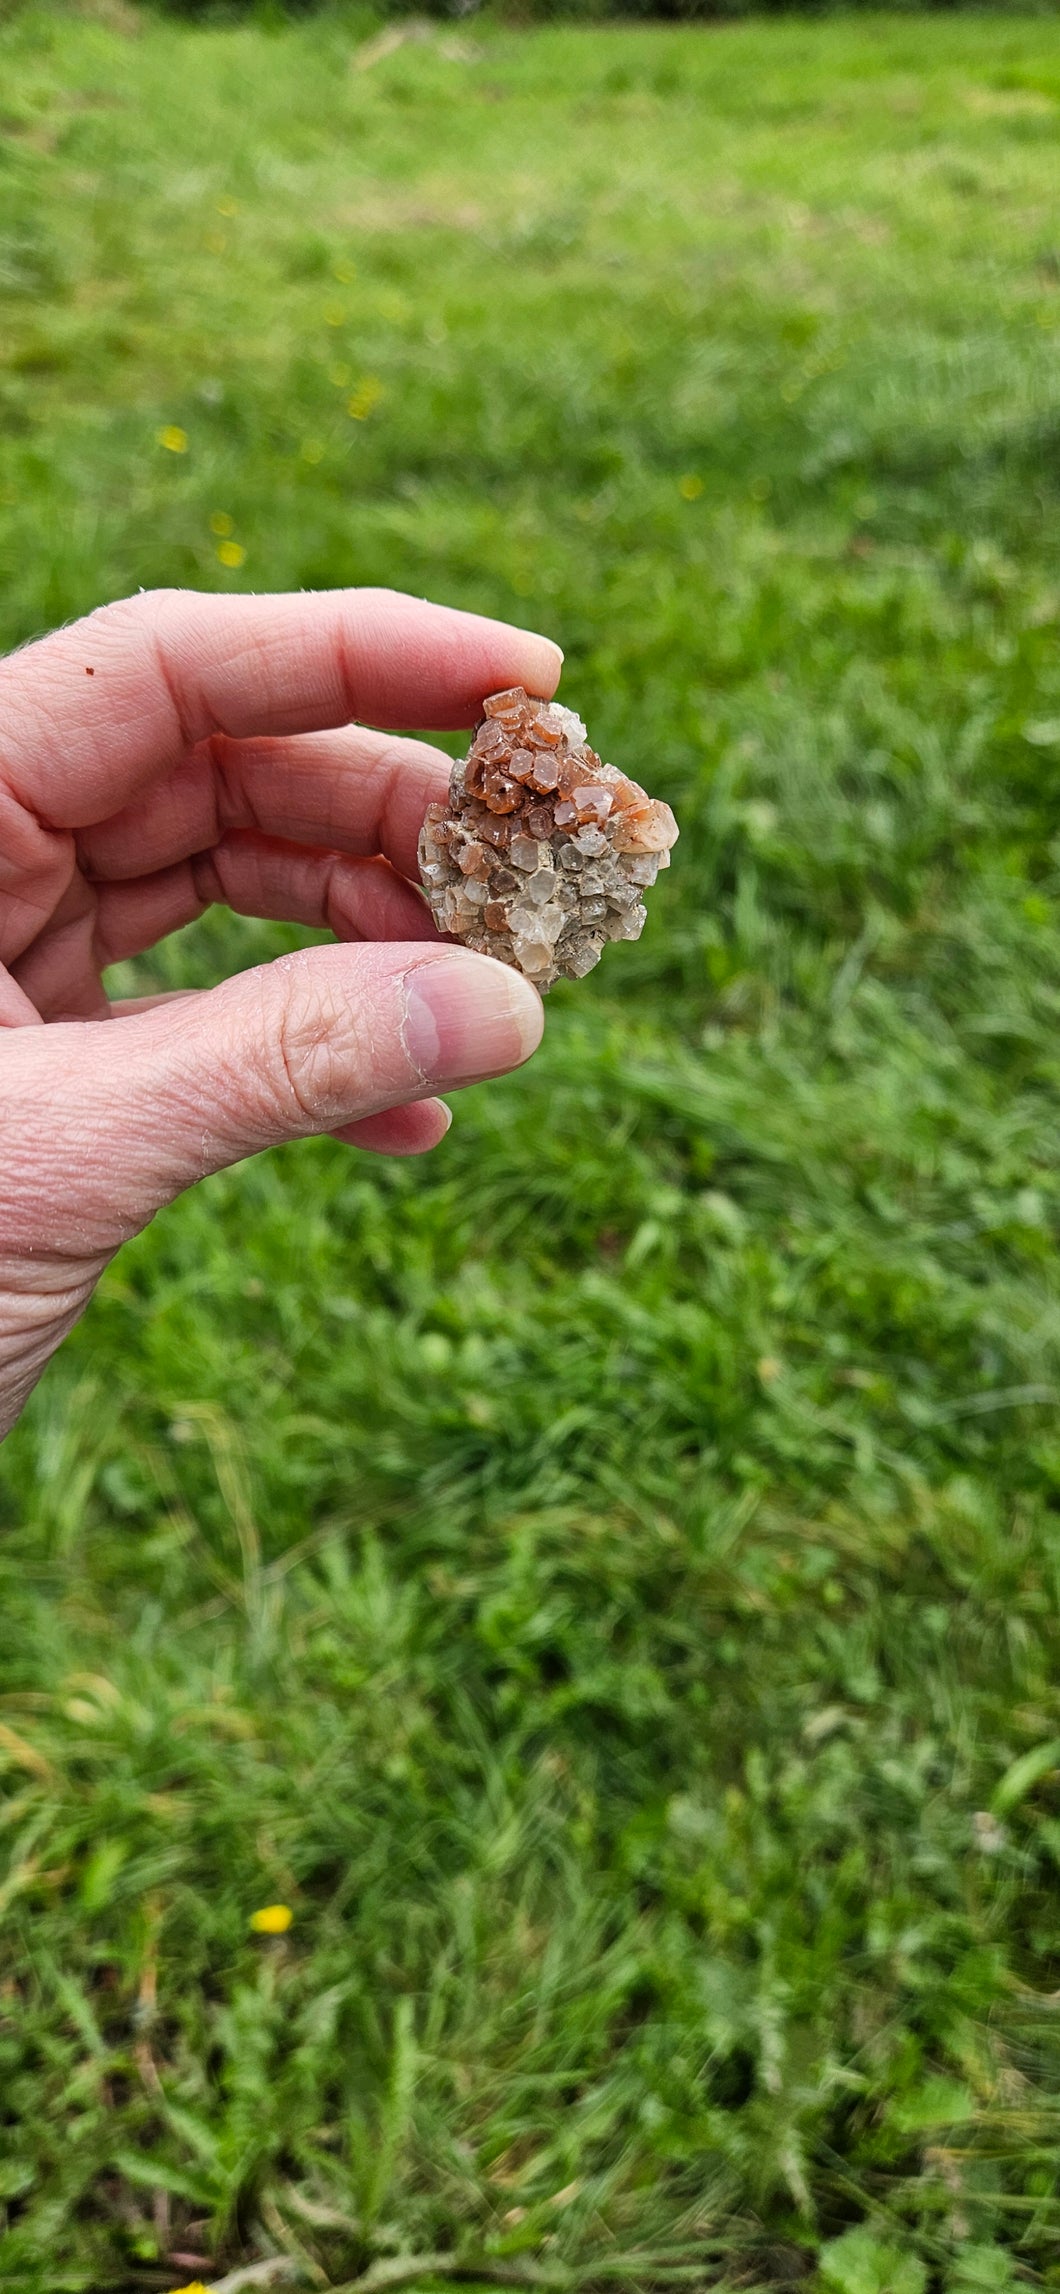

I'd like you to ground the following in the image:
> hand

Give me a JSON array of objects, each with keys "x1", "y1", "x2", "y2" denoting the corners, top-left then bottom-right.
[{"x1": 0, "y1": 585, "x2": 560, "y2": 1439}]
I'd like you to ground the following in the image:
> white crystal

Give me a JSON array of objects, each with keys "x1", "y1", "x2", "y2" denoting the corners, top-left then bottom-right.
[
  {"x1": 609, "y1": 902, "x2": 648, "y2": 941},
  {"x1": 545, "y1": 703, "x2": 588, "y2": 745},
  {"x1": 524, "y1": 869, "x2": 559, "y2": 907},
  {"x1": 563, "y1": 936, "x2": 605, "y2": 978},
  {"x1": 512, "y1": 935, "x2": 554, "y2": 975}
]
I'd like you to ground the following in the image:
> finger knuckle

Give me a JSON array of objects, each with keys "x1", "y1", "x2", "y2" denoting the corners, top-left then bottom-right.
[
  {"x1": 268, "y1": 972, "x2": 358, "y2": 1130},
  {"x1": 81, "y1": 590, "x2": 182, "y2": 641}
]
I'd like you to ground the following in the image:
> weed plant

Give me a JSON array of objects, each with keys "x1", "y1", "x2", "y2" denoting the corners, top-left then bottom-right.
[{"x1": 1, "y1": 11, "x2": 1060, "y2": 2289}]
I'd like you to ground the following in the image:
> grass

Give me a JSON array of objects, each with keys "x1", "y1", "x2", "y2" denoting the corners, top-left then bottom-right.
[{"x1": 2, "y1": 5, "x2": 1060, "y2": 2287}]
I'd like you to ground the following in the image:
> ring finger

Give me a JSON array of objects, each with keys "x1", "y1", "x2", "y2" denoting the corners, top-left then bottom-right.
[{"x1": 12, "y1": 831, "x2": 441, "y2": 1020}]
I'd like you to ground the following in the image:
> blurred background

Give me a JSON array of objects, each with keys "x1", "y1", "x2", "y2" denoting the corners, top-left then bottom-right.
[{"x1": 2, "y1": 6, "x2": 1060, "y2": 2289}]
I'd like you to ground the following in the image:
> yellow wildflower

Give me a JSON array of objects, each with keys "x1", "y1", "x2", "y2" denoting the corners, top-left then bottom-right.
[
  {"x1": 157, "y1": 426, "x2": 188, "y2": 454},
  {"x1": 210, "y1": 510, "x2": 234, "y2": 537},
  {"x1": 250, "y1": 1902, "x2": 293, "y2": 1934},
  {"x1": 678, "y1": 474, "x2": 703, "y2": 502},
  {"x1": 347, "y1": 377, "x2": 383, "y2": 421},
  {"x1": 217, "y1": 540, "x2": 246, "y2": 569},
  {"x1": 301, "y1": 438, "x2": 325, "y2": 465}
]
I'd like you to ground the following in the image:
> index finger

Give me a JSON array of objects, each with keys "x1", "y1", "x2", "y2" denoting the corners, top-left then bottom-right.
[{"x1": 0, "y1": 586, "x2": 563, "y2": 829}]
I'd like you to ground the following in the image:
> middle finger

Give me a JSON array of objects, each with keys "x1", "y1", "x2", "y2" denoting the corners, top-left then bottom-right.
[{"x1": 77, "y1": 726, "x2": 454, "y2": 889}]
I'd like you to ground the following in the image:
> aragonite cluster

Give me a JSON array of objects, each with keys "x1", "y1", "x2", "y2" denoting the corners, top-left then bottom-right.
[{"x1": 417, "y1": 688, "x2": 678, "y2": 990}]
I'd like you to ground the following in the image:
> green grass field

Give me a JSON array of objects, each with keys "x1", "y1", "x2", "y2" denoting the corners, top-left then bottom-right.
[{"x1": 2, "y1": 8, "x2": 1060, "y2": 2288}]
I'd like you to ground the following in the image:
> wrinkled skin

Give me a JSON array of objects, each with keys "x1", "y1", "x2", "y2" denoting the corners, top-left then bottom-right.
[{"x1": 0, "y1": 586, "x2": 559, "y2": 1437}]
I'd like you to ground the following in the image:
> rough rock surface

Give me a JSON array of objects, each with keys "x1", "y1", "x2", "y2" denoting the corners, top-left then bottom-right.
[{"x1": 417, "y1": 688, "x2": 679, "y2": 990}]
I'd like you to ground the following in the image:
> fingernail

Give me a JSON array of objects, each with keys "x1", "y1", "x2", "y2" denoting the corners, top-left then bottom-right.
[
  {"x1": 517, "y1": 632, "x2": 564, "y2": 694},
  {"x1": 402, "y1": 953, "x2": 544, "y2": 1087}
]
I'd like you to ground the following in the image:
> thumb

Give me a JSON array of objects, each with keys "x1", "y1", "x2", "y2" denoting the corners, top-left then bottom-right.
[{"x1": 10, "y1": 944, "x2": 544, "y2": 1255}]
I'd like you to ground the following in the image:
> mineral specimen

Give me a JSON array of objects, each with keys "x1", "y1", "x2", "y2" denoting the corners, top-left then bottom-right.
[{"x1": 417, "y1": 688, "x2": 679, "y2": 989}]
